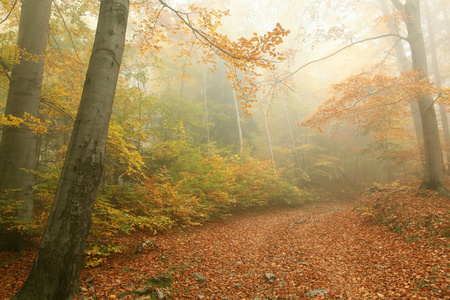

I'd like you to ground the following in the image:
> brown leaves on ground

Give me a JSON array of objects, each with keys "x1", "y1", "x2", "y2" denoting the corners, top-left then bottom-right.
[{"x1": 1, "y1": 199, "x2": 448, "y2": 299}]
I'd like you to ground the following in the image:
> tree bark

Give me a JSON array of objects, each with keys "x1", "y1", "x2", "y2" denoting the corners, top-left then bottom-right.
[
  {"x1": 203, "y1": 63, "x2": 210, "y2": 145},
  {"x1": 379, "y1": 0, "x2": 424, "y2": 146},
  {"x1": 261, "y1": 99, "x2": 277, "y2": 174},
  {"x1": 379, "y1": 0, "x2": 425, "y2": 175},
  {"x1": 231, "y1": 87, "x2": 244, "y2": 154},
  {"x1": 13, "y1": 1, "x2": 129, "y2": 299},
  {"x1": 394, "y1": 0, "x2": 446, "y2": 191},
  {"x1": 423, "y1": 0, "x2": 450, "y2": 173},
  {"x1": 282, "y1": 97, "x2": 303, "y2": 172},
  {"x1": 0, "y1": 0, "x2": 52, "y2": 251}
]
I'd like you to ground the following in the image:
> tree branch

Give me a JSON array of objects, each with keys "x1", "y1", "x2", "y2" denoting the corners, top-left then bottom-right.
[
  {"x1": 0, "y1": 0, "x2": 18, "y2": 24},
  {"x1": 280, "y1": 33, "x2": 407, "y2": 82},
  {"x1": 157, "y1": 0, "x2": 241, "y2": 61},
  {"x1": 390, "y1": 0, "x2": 404, "y2": 11},
  {"x1": 52, "y1": 0, "x2": 83, "y2": 63},
  {"x1": 367, "y1": 38, "x2": 403, "y2": 76},
  {"x1": 0, "y1": 57, "x2": 11, "y2": 81}
]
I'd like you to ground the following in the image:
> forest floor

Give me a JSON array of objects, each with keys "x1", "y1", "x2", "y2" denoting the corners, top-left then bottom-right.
[{"x1": 1, "y1": 197, "x2": 449, "y2": 299}]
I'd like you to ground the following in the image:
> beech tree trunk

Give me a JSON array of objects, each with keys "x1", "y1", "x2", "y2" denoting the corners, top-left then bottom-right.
[
  {"x1": 282, "y1": 97, "x2": 303, "y2": 172},
  {"x1": 13, "y1": 1, "x2": 129, "y2": 299},
  {"x1": 203, "y1": 63, "x2": 210, "y2": 145},
  {"x1": 379, "y1": 0, "x2": 423, "y2": 138},
  {"x1": 392, "y1": 0, "x2": 445, "y2": 191},
  {"x1": 0, "y1": 0, "x2": 52, "y2": 251},
  {"x1": 379, "y1": 0, "x2": 423, "y2": 154},
  {"x1": 423, "y1": 0, "x2": 450, "y2": 173},
  {"x1": 231, "y1": 88, "x2": 244, "y2": 154},
  {"x1": 261, "y1": 99, "x2": 277, "y2": 173}
]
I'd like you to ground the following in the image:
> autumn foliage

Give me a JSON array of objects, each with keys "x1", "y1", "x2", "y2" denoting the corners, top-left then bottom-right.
[
  {"x1": 304, "y1": 70, "x2": 450, "y2": 141},
  {"x1": 2, "y1": 194, "x2": 448, "y2": 299}
]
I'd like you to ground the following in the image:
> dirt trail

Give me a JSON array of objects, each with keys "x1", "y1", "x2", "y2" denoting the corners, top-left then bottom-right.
[
  {"x1": 79, "y1": 201, "x2": 448, "y2": 299},
  {"x1": 1, "y1": 201, "x2": 448, "y2": 299}
]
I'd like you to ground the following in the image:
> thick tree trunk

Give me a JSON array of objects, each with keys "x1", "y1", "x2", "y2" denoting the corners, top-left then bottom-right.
[
  {"x1": 395, "y1": 0, "x2": 446, "y2": 191},
  {"x1": 13, "y1": 1, "x2": 129, "y2": 299},
  {"x1": 0, "y1": 0, "x2": 52, "y2": 251}
]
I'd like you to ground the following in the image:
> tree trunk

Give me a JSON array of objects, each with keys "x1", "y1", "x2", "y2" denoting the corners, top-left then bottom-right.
[
  {"x1": 13, "y1": 1, "x2": 129, "y2": 299},
  {"x1": 0, "y1": 0, "x2": 52, "y2": 251},
  {"x1": 231, "y1": 87, "x2": 244, "y2": 154},
  {"x1": 282, "y1": 97, "x2": 303, "y2": 171},
  {"x1": 261, "y1": 99, "x2": 277, "y2": 174},
  {"x1": 423, "y1": 0, "x2": 450, "y2": 173},
  {"x1": 379, "y1": 0, "x2": 423, "y2": 147},
  {"x1": 393, "y1": 0, "x2": 445, "y2": 191},
  {"x1": 442, "y1": 0, "x2": 450, "y2": 33},
  {"x1": 203, "y1": 63, "x2": 210, "y2": 145}
]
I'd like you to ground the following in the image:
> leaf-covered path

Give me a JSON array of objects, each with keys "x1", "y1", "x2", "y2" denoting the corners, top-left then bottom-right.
[{"x1": 1, "y1": 201, "x2": 448, "y2": 299}]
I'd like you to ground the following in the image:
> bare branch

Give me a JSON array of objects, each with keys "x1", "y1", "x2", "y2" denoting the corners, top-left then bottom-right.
[
  {"x1": 390, "y1": 0, "x2": 404, "y2": 11},
  {"x1": 280, "y1": 33, "x2": 406, "y2": 82},
  {"x1": 0, "y1": 57, "x2": 11, "y2": 81},
  {"x1": 0, "y1": 0, "x2": 18, "y2": 24},
  {"x1": 367, "y1": 38, "x2": 403, "y2": 76},
  {"x1": 157, "y1": 0, "x2": 241, "y2": 61},
  {"x1": 52, "y1": 0, "x2": 83, "y2": 63},
  {"x1": 40, "y1": 98, "x2": 75, "y2": 122}
]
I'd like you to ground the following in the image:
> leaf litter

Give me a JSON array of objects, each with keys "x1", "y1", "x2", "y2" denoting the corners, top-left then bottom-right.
[{"x1": 1, "y1": 198, "x2": 448, "y2": 299}]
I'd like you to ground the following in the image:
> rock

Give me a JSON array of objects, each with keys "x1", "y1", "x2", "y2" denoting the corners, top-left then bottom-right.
[
  {"x1": 264, "y1": 273, "x2": 277, "y2": 283},
  {"x1": 193, "y1": 272, "x2": 208, "y2": 283},
  {"x1": 146, "y1": 272, "x2": 173, "y2": 288},
  {"x1": 155, "y1": 288, "x2": 165, "y2": 299},
  {"x1": 299, "y1": 261, "x2": 308, "y2": 266},
  {"x1": 306, "y1": 289, "x2": 329, "y2": 297},
  {"x1": 118, "y1": 285, "x2": 154, "y2": 298}
]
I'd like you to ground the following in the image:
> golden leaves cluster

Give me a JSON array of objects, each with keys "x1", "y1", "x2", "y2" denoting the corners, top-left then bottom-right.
[
  {"x1": 0, "y1": 112, "x2": 51, "y2": 133},
  {"x1": 304, "y1": 70, "x2": 450, "y2": 142},
  {"x1": 131, "y1": 1, "x2": 290, "y2": 115}
]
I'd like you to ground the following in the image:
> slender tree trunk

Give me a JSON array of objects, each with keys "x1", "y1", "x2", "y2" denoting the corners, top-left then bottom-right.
[
  {"x1": 203, "y1": 64, "x2": 210, "y2": 145},
  {"x1": 13, "y1": 1, "x2": 129, "y2": 299},
  {"x1": 442, "y1": 0, "x2": 450, "y2": 33},
  {"x1": 231, "y1": 88, "x2": 244, "y2": 154},
  {"x1": 0, "y1": 0, "x2": 52, "y2": 251},
  {"x1": 282, "y1": 98, "x2": 302, "y2": 171},
  {"x1": 391, "y1": 0, "x2": 445, "y2": 191},
  {"x1": 261, "y1": 99, "x2": 277, "y2": 174},
  {"x1": 423, "y1": 0, "x2": 450, "y2": 173}
]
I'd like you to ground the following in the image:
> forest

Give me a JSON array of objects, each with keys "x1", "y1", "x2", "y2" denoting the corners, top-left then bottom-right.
[{"x1": 0, "y1": 0, "x2": 449, "y2": 299}]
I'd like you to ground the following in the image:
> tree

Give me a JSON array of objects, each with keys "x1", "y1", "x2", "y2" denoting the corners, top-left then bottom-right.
[
  {"x1": 13, "y1": 0, "x2": 129, "y2": 298},
  {"x1": 423, "y1": 0, "x2": 450, "y2": 173},
  {"x1": 391, "y1": 0, "x2": 446, "y2": 191},
  {"x1": 302, "y1": 0, "x2": 447, "y2": 191},
  {"x1": 0, "y1": 0, "x2": 52, "y2": 251},
  {"x1": 378, "y1": 0, "x2": 423, "y2": 146}
]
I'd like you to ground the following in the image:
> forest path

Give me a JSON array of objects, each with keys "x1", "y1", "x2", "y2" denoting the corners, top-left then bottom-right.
[
  {"x1": 77, "y1": 200, "x2": 447, "y2": 299},
  {"x1": 1, "y1": 200, "x2": 448, "y2": 299}
]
